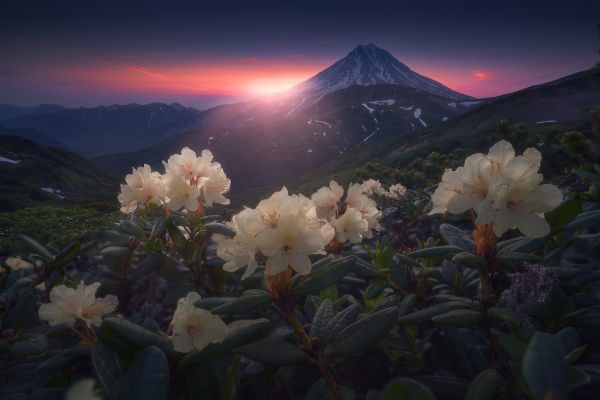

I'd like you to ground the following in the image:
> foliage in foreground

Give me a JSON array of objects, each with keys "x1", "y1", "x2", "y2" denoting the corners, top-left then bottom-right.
[
  {"x1": 0, "y1": 206, "x2": 118, "y2": 256},
  {"x1": 0, "y1": 141, "x2": 599, "y2": 400}
]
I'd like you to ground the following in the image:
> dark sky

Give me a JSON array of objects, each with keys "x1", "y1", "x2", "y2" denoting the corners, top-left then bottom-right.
[{"x1": 0, "y1": 0, "x2": 598, "y2": 108}]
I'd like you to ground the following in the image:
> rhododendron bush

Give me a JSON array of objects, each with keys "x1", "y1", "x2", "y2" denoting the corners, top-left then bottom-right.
[{"x1": 1, "y1": 141, "x2": 600, "y2": 400}]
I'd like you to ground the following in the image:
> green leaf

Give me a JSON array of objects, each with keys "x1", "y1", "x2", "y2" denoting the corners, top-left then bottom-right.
[
  {"x1": 564, "y1": 345, "x2": 587, "y2": 365},
  {"x1": 204, "y1": 222, "x2": 236, "y2": 237},
  {"x1": 19, "y1": 234, "x2": 53, "y2": 261},
  {"x1": 352, "y1": 259, "x2": 379, "y2": 278},
  {"x1": 365, "y1": 281, "x2": 386, "y2": 300},
  {"x1": 431, "y1": 309, "x2": 483, "y2": 327},
  {"x1": 408, "y1": 245, "x2": 464, "y2": 258},
  {"x1": 572, "y1": 168, "x2": 600, "y2": 181},
  {"x1": 395, "y1": 254, "x2": 423, "y2": 268},
  {"x1": 565, "y1": 365, "x2": 591, "y2": 391},
  {"x1": 486, "y1": 306, "x2": 523, "y2": 325},
  {"x1": 310, "y1": 299, "x2": 334, "y2": 339},
  {"x1": 167, "y1": 223, "x2": 187, "y2": 246},
  {"x1": 492, "y1": 330, "x2": 527, "y2": 361},
  {"x1": 195, "y1": 297, "x2": 237, "y2": 311},
  {"x1": 466, "y1": 369, "x2": 497, "y2": 400},
  {"x1": 562, "y1": 209, "x2": 600, "y2": 232},
  {"x1": 293, "y1": 256, "x2": 356, "y2": 296},
  {"x1": 150, "y1": 215, "x2": 170, "y2": 238},
  {"x1": 556, "y1": 327, "x2": 580, "y2": 353},
  {"x1": 545, "y1": 200, "x2": 582, "y2": 230},
  {"x1": 398, "y1": 293, "x2": 417, "y2": 316},
  {"x1": 51, "y1": 241, "x2": 81, "y2": 270},
  {"x1": 235, "y1": 341, "x2": 306, "y2": 365},
  {"x1": 497, "y1": 236, "x2": 547, "y2": 254},
  {"x1": 414, "y1": 375, "x2": 468, "y2": 397},
  {"x1": 102, "y1": 316, "x2": 173, "y2": 354},
  {"x1": 92, "y1": 343, "x2": 124, "y2": 400},
  {"x1": 497, "y1": 252, "x2": 544, "y2": 263},
  {"x1": 439, "y1": 223, "x2": 474, "y2": 251},
  {"x1": 4, "y1": 292, "x2": 36, "y2": 331},
  {"x1": 10, "y1": 333, "x2": 48, "y2": 356},
  {"x1": 219, "y1": 355, "x2": 240, "y2": 400},
  {"x1": 397, "y1": 301, "x2": 473, "y2": 325},
  {"x1": 305, "y1": 379, "x2": 356, "y2": 400},
  {"x1": 210, "y1": 291, "x2": 272, "y2": 315},
  {"x1": 320, "y1": 304, "x2": 360, "y2": 344},
  {"x1": 101, "y1": 246, "x2": 132, "y2": 272},
  {"x1": 178, "y1": 318, "x2": 270, "y2": 369},
  {"x1": 451, "y1": 252, "x2": 486, "y2": 270},
  {"x1": 330, "y1": 307, "x2": 398, "y2": 355},
  {"x1": 120, "y1": 346, "x2": 169, "y2": 400},
  {"x1": 577, "y1": 364, "x2": 600, "y2": 384},
  {"x1": 522, "y1": 332, "x2": 567, "y2": 400},
  {"x1": 120, "y1": 220, "x2": 145, "y2": 238},
  {"x1": 380, "y1": 378, "x2": 436, "y2": 400}
]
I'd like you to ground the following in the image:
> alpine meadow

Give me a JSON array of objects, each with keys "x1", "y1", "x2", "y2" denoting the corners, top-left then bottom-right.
[{"x1": 1, "y1": 1, "x2": 600, "y2": 399}]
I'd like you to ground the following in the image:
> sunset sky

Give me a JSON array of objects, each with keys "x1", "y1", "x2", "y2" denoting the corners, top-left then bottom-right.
[{"x1": 0, "y1": 0, "x2": 598, "y2": 109}]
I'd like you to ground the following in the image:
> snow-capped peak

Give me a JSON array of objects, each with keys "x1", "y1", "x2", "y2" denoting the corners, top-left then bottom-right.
[{"x1": 292, "y1": 43, "x2": 471, "y2": 100}]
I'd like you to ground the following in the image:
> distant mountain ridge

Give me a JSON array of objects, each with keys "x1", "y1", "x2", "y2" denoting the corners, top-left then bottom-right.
[
  {"x1": 0, "y1": 103, "x2": 201, "y2": 157},
  {"x1": 0, "y1": 124, "x2": 66, "y2": 148},
  {"x1": 292, "y1": 44, "x2": 471, "y2": 100}
]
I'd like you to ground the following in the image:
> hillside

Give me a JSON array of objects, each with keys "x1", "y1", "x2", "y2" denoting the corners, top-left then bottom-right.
[
  {"x1": 0, "y1": 135, "x2": 118, "y2": 212},
  {"x1": 95, "y1": 84, "x2": 477, "y2": 191},
  {"x1": 0, "y1": 103, "x2": 201, "y2": 157},
  {"x1": 286, "y1": 69, "x2": 600, "y2": 194},
  {"x1": 0, "y1": 124, "x2": 66, "y2": 148},
  {"x1": 97, "y1": 69, "x2": 598, "y2": 207}
]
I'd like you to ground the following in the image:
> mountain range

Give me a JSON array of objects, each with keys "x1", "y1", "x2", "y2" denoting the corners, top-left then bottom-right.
[
  {"x1": 0, "y1": 102, "x2": 200, "y2": 157},
  {"x1": 1, "y1": 44, "x2": 598, "y2": 208}
]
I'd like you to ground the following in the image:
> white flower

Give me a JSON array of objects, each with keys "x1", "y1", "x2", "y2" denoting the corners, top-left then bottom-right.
[
  {"x1": 202, "y1": 164, "x2": 231, "y2": 206},
  {"x1": 170, "y1": 292, "x2": 228, "y2": 353},
  {"x1": 118, "y1": 164, "x2": 165, "y2": 213},
  {"x1": 384, "y1": 183, "x2": 407, "y2": 199},
  {"x1": 66, "y1": 379, "x2": 102, "y2": 400},
  {"x1": 429, "y1": 140, "x2": 562, "y2": 238},
  {"x1": 256, "y1": 206, "x2": 334, "y2": 275},
  {"x1": 4, "y1": 257, "x2": 34, "y2": 270},
  {"x1": 162, "y1": 148, "x2": 230, "y2": 211},
  {"x1": 311, "y1": 180, "x2": 344, "y2": 220},
  {"x1": 163, "y1": 147, "x2": 213, "y2": 180},
  {"x1": 218, "y1": 187, "x2": 334, "y2": 277},
  {"x1": 345, "y1": 183, "x2": 382, "y2": 237},
  {"x1": 217, "y1": 208, "x2": 264, "y2": 279},
  {"x1": 164, "y1": 176, "x2": 204, "y2": 212},
  {"x1": 311, "y1": 180, "x2": 382, "y2": 242},
  {"x1": 360, "y1": 179, "x2": 385, "y2": 196},
  {"x1": 255, "y1": 187, "x2": 295, "y2": 228},
  {"x1": 38, "y1": 282, "x2": 118, "y2": 328},
  {"x1": 333, "y1": 207, "x2": 369, "y2": 244}
]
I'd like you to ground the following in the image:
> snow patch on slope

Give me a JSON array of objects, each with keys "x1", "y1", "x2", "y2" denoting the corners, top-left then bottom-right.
[{"x1": 0, "y1": 156, "x2": 20, "y2": 165}]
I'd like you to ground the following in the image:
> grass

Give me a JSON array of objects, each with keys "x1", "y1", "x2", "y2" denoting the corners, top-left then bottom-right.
[{"x1": 0, "y1": 206, "x2": 119, "y2": 256}]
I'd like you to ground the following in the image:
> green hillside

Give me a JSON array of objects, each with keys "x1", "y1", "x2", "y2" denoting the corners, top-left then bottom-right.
[{"x1": 0, "y1": 135, "x2": 119, "y2": 212}]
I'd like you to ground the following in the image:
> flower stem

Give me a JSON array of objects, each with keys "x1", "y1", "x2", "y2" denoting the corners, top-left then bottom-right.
[
  {"x1": 285, "y1": 309, "x2": 312, "y2": 349},
  {"x1": 285, "y1": 308, "x2": 343, "y2": 400}
]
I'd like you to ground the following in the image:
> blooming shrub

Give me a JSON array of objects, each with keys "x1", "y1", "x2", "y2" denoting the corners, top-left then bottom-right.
[{"x1": 1, "y1": 140, "x2": 600, "y2": 400}]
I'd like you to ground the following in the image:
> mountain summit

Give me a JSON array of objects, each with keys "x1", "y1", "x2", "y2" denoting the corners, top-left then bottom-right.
[{"x1": 293, "y1": 43, "x2": 471, "y2": 100}]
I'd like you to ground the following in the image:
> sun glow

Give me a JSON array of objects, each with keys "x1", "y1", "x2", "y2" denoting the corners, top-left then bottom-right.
[{"x1": 244, "y1": 76, "x2": 307, "y2": 96}]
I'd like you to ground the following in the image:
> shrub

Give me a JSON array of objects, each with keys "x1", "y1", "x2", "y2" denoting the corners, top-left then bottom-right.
[{"x1": 1, "y1": 142, "x2": 599, "y2": 400}]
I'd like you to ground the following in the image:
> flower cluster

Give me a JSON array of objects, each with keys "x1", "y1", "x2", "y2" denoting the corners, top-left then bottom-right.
[
  {"x1": 311, "y1": 180, "x2": 384, "y2": 244},
  {"x1": 218, "y1": 187, "x2": 335, "y2": 278},
  {"x1": 38, "y1": 282, "x2": 118, "y2": 328},
  {"x1": 429, "y1": 140, "x2": 562, "y2": 238},
  {"x1": 169, "y1": 292, "x2": 228, "y2": 353},
  {"x1": 118, "y1": 147, "x2": 230, "y2": 213}
]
